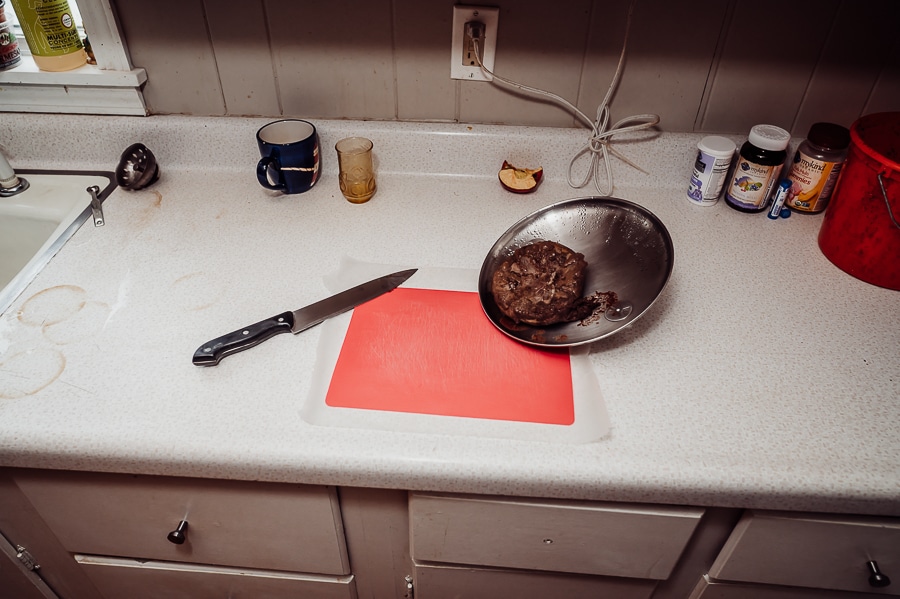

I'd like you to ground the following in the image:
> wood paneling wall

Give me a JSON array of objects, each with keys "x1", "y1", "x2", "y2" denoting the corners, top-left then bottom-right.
[{"x1": 114, "y1": 0, "x2": 900, "y2": 135}]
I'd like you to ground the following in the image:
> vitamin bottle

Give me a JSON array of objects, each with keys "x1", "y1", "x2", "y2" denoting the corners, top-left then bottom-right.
[
  {"x1": 785, "y1": 122, "x2": 850, "y2": 214},
  {"x1": 9, "y1": 0, "x2": 86, "y2": 71},
  {"x1": 686, "y1": 136, "x2": 736, "y2": 206},
  {"x1": 725, "y1": 124, "x2": 791, "y2": 213}
]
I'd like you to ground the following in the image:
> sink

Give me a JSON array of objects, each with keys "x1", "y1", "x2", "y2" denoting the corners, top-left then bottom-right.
[{"x1": 0, "y1": 170, "x2": 117, "y2": 316}]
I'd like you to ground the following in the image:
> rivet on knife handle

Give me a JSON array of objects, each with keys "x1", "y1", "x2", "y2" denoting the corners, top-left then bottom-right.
[{"x1": 192, "y1": 311, "x2": 295, "y2": 366}]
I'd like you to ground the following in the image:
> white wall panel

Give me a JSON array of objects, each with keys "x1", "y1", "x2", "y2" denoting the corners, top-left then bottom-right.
[
  {"x1": 110, "y1": 0, "x2": 900, "y2": 133},
  {"x1": 205, "y1": 0, "x2": 281, "y2": 117}
]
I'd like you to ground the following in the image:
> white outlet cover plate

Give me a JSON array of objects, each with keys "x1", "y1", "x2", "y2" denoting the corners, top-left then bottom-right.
[{"x1": 450, "y1": 6, "x2": 499, "y2": 81}]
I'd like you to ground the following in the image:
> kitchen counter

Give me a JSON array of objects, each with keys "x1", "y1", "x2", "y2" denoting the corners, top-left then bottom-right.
[{"x1": 1, "y1": 114, "x2": 898, "y2": 517}]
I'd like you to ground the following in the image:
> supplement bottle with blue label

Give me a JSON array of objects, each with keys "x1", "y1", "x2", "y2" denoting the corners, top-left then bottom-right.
[{"x1": 725, "y1": 124, "x2": 791, "y2": 213}]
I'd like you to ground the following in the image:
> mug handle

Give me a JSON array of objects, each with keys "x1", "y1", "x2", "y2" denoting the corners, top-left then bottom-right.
[{"x1": 257, "y1": 156, "x2": 284, "y2": 190}]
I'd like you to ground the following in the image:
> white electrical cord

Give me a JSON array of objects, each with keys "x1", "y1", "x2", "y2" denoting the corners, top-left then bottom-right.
[{"x1": 472, "y1": 0, "x2": 659, "y2": 195}]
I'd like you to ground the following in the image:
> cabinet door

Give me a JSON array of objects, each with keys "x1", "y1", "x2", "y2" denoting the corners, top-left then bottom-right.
[
  {"x1": 709, "y1": 511, "x2": 900, "y2": 596},
  {"x1": 339, "y1": 487, "x2": 412, "y2": 599},
  {"x1": 0, "y1": 533, "x2": 57, "y2": 599},
  {"x1": 414, "y1": 562, "x2": 656, "y2": 599},
  {"x1": 0, "y1": 470, "x2": 104, "y2": 599},
  {"x1": 77, "y1": 555, "x2": 357, "y2": 599},
  {"x1": 13, "y1": 470, "x2": 350, "y2": 576}
]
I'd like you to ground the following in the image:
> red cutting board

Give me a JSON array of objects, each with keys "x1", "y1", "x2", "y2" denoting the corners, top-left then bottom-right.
[{"x1": 325, "y1": 288, "x2": 575, "y2": 424}]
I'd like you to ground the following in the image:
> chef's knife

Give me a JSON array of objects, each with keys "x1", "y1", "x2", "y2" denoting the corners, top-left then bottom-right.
[{"x1": 192, "y1": 268, "x2": 417, "y2": 366}]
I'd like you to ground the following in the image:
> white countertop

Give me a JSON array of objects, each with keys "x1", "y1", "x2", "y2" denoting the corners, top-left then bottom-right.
[{"x1": 1, "y1": 115, "x2": 898, "y2": 516}]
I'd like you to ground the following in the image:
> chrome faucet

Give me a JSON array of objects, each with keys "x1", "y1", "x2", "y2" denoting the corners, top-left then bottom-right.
[{"x1": 0, "y1": 147, "x2": 30, "y2": 197}]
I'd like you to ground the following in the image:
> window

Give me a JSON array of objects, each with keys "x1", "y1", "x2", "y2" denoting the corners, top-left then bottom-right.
[{"x1": 0, "y1": 0, "x2": 147, "y2": 115}]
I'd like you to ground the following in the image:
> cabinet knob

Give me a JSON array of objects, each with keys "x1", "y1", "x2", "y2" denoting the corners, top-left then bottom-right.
[
  {"x1": 867, "y1": 561, "x2": 891, "y2": 588},
  {"x1": 167, "y1": 520, "x2": 189, "y2": 545}
]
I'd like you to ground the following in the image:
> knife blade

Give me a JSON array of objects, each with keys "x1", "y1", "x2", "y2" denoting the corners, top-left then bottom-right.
[{"x1": 192, "y1": 268, "x2": 417, "y2": 366}]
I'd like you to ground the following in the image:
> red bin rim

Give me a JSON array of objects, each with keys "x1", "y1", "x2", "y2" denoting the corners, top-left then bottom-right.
[{"x1": 850, "y1": 112, "x2": 900, "y2": 179}]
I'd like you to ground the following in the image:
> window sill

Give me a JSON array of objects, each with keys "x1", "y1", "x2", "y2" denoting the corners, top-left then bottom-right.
[{"x1": 0, "y1": 57, "x2": 148, "y2": 116}]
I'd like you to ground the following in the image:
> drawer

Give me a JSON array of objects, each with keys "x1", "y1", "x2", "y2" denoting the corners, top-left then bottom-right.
[
  {"x1": 409, "y1": 493, "x2": 704, "y2": 580},
  {"x1": 14, "y1": 471, "x2": 349, "y2": 575},
  {"x1": 690, "y1": 576, "x2": 892, "y2": 599},
  {"x1": 414, "y1": 562, "x2": 656, "y2": 599},
  {"x1": 77, "y1": 555, "x2": 357, "y2": 599},
  {"x1": 709, "y1": 510, "x2": 900, "y2": 596}
]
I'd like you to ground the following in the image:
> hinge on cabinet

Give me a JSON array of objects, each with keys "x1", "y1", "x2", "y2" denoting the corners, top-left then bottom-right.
[
  {"x1": 404, "y1": 574, "x2": 414, "y2": 598},
  {"x1": 16, "y1": 545, "x2": 40, "y2": 571}
]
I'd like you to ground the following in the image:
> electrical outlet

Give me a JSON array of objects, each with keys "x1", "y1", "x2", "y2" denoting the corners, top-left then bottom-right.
[{"x1": 450, "y1": 6, "x2": 499, "y2": 81}]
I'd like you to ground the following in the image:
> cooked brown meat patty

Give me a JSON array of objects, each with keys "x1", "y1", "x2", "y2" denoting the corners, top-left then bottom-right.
[{"x1": 491, "y1": 240, "x2": 588, "y2": 326}]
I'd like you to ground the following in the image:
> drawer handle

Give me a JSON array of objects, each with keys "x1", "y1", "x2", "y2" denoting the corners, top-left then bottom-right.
[
  {"x1": 167, "y1": 520, "x2": 189, "y2": 545},
  {"x1": 868, "y1": 561, "x2": 892, "y2": 588}
]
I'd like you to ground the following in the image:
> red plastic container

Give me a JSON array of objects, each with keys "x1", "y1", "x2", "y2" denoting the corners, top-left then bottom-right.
[{"x1": 818, "y1": 112, "x2": 900, "y2": 290}]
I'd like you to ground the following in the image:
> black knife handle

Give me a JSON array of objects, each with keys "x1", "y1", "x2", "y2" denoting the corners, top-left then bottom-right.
[{"x1": 192, "y1": 311, "x2": 295, "y2": 366}]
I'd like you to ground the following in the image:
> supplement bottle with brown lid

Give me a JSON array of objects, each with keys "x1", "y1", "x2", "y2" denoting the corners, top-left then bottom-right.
[
  {"x1": 785, "y1": 122, "x2": 850, "y2": 214},
  {"x1": 725, "y1": 124, "x2": 791, "y2": 213}
]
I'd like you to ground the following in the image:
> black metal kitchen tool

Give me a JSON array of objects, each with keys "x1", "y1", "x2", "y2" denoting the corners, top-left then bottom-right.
[
  {"x1": 116, "y1": 143, "x2": 159, "y2": 190},
  {"x1": 192, "y1": 269, "x2": 417, "y2": 366}
]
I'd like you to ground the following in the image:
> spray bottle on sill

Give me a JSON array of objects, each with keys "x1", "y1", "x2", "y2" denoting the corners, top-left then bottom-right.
[{"x1": 9, "y1": 0, "x2": 86, "y2": 71}]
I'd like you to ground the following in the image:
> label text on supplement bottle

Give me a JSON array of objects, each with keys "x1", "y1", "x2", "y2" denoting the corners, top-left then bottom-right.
[
  {"x1": 688, "y1": 150, "x2": 731, "y2": 205},
  {"x1": 727, "y1": 160, "x2": 780, "y2": 209},
  {"x1": 787, "y1": 151, "x2": 843, "y2": 212}
]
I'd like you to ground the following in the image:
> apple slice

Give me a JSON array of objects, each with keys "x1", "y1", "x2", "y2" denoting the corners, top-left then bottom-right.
[{"x1": 498, "y1": 160, "x2": 543, "y2": 193}]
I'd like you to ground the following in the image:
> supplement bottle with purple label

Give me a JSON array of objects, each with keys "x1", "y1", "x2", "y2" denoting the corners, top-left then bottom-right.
[
  {"x1": 687, "y1": 135, "x2": 736, "y2": 206},
  {"x1": 725, "y1": 124, "x2": 791, "y2": 213},
  {"x1": 785, "y1": 122, "x2": 850, "y2": 214}
]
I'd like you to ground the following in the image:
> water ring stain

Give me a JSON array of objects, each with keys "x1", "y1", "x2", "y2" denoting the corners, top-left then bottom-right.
[
  {"x1": 135, "y1": 190, "x2": 164, "y2": 228},
  {"x1": 0, "y1": 348, "x2": 66, "y2": 399},
  {"x1": 171, "y1": 272, "x2": 224, "y2": 311},
  {"x1": 42, "y1": 300, "x2": 111, "y2": 345},
  {"x1": 18, "y1": 285, "x2": 87, "y2": 327}
]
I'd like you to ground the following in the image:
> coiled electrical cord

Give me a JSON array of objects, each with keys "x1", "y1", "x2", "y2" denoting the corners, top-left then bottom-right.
[{"x1": 472, "y1": 0, "x2": 659, "y2": 195}]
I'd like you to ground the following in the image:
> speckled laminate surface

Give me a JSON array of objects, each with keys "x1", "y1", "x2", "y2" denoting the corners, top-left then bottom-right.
[{"x1": 1, "y1": 114, "x2": 898, "y2": 516}]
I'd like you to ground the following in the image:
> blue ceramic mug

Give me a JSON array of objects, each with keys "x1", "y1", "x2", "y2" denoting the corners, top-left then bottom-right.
[{"x1": 256, "y1": 119, "x2": 321, "y2": 194}]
